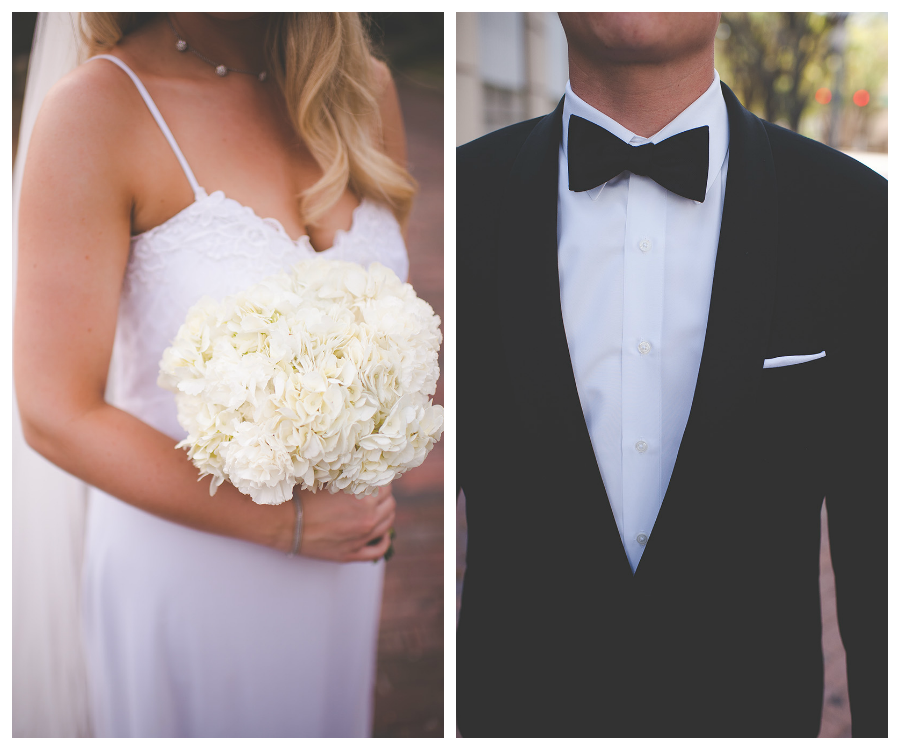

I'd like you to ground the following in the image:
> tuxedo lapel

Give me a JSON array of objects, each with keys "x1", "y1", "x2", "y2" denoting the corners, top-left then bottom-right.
[
  {"x1": 635, "y1": 82, "x2": 780, "y2": 579},
  {"x1": 496, "y1": 100, "x2": 632, "y2": 580},
  {"x1": 685, "y1": 82, "x2": 779, "y2": 428}
]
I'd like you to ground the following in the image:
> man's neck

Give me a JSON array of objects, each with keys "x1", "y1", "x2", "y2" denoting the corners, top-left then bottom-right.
[{"x1": 568, "y1": 48, "x2": 715, "y2": 137}]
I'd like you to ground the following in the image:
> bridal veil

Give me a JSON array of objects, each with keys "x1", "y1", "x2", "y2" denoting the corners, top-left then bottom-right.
[{"x1": 12, "y1": 12, "x2": 91, "y2": 737}]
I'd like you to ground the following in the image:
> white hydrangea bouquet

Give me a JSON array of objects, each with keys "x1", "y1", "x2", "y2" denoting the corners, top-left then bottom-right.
[{"x1": 158, "y1": 258, "x2": 443, "y2": 506}]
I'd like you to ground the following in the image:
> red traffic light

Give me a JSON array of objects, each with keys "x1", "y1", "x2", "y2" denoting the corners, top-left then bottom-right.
[
  {"x1": 815, "y1": 88, "x2": 832, "y2": 104},
  {"x1": 852, "y1": 90, "x2": 870, "y2": 107}
]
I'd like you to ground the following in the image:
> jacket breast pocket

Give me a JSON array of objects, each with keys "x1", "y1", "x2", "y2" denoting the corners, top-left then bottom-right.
[{"x1": 757, "y1": 353, "x2": 828, "y2": 496}]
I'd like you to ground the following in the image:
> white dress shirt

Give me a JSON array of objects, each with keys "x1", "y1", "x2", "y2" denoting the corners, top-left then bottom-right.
[{"x1": 557, "y1": 71, "x2": 730, "y2": 572}]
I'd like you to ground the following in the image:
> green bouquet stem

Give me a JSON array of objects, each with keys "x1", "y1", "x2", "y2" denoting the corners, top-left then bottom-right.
[{"x1": 370, "y1": 527, "x2": 396, "y2": 563}]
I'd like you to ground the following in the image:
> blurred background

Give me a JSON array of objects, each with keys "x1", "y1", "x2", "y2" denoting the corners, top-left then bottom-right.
[
  {"x1": 456, "y1": 11, "x2": 887, "y2": 178},
  {"x1": 456, "y1": 11, "x2": 887, "y2": 739},
  {"x1": 11, "y1": 12, "x2": 443, "y2": 739}
]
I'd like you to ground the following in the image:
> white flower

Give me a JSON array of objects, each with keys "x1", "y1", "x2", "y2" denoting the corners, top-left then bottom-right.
[{"x1": 159, "y1": 259, "x2": 443, "y2": 504}]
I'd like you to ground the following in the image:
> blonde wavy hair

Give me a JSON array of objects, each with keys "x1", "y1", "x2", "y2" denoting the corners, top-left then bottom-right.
[{"x1": 78, "y1": 12, "x2": 417, "y2": 226}]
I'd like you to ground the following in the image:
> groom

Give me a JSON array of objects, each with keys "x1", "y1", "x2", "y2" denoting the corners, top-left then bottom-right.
[{"x1": 456, "y1": 12, "x2": 885, "y2": 738}]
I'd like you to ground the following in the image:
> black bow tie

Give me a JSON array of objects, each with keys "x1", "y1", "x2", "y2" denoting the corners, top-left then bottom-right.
[{"x1": 567, "y1": 115, "x2": 710, "y2": 203}]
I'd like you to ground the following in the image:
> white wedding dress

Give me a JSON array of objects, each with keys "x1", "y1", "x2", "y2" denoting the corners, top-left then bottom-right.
[{"x1": 80, "y1": 54, "x2": 409, "y2": 737}]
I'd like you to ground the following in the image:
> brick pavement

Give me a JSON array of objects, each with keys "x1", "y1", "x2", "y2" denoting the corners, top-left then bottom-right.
[
  {"x1": 456, "y1": 497, "x2": 852, "y2": 737},
  {"x1": 372, "y1": 76, "x2": 444, "y2": 738}
]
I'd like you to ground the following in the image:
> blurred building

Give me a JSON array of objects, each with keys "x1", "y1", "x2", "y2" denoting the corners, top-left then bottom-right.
[{"x1": 457, "y1": 12, "x2": 568, "y2": 145}]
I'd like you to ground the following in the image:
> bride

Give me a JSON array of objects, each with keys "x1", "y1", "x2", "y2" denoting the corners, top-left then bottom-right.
[{"x1": 14, "y1": 12, "x2": 416, "y2": 738}]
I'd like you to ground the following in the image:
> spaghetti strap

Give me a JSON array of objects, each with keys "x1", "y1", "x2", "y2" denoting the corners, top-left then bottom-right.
[{"x1": 88, "y1": 54, "x2": 205, "y2": 200}]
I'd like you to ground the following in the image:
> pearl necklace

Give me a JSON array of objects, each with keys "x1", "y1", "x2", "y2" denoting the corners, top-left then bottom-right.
[{"x1": 168, "y1": 16, "x2": 267, "y2": 81}]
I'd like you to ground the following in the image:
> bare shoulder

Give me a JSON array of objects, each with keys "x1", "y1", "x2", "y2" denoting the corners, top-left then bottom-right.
[
  {"x1": 40, "y1": 57, "x2": 144, "y2": 138},
  {"x1": 28, "y1": 57, "x2": 145, "y2": 193}
]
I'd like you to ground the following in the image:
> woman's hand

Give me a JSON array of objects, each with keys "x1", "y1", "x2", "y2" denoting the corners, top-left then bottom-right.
[{"x1": 289, "y1": 484, "x2": 396, "y2": 563}]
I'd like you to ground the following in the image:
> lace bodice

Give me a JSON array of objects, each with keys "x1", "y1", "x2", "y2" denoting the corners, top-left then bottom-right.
[{"x1": 93, "y1": 55, "x2": 409, "y2": 441}]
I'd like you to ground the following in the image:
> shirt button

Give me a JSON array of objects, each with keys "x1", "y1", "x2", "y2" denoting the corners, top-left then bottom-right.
[
  {"x1": 639, "y1": 238, "x2": 652, "y2": 253},
  {"x1": 636, "y1": 533, "x2": 649, "y2": 546},
  {"x1": 635, "y1": 440, "x2": 648, "y2": 453},
  {"x1": 638, "y1": 340, "x2": 651, "y2": 355}
]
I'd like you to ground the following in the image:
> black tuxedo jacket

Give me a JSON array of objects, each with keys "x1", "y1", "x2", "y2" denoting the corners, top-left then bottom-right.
[{"x1": 456, "y1": 83, "x2": 886, "y2": 737}]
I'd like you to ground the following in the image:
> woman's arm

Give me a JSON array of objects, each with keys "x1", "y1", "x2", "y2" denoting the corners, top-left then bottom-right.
[
  {"x1": 13, "y1": 65, "x2": 294, "y2": 549},
  {"x1": 26, "y1": 403, "x2": 294, "y2": 550}
]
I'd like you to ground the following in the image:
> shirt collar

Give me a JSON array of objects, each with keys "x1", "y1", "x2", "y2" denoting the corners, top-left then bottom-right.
[{"x1": 562, "y1": 70, "x2": 730, "y2": 202}]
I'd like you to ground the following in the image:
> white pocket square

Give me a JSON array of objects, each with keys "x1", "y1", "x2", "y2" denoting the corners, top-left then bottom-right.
[{"x1": 763, "y1": 351, "x2": 826, "y2": 369}]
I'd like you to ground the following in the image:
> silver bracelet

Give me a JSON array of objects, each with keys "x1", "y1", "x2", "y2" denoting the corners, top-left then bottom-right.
[{"x1": 287, "y1": 494, "x2": 303, "y2": 557}]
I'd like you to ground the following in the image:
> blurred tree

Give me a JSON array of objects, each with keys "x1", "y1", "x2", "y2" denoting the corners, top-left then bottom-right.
[
  {"x1": 717, "y1": 12, "x2": 841, "y2": 131},
  {"x1": 841, "y1": 13, "x2": 888, "y2": 150},
  {"x1": 716, "y1": 11, "x2": 887, "y2": 145}
]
